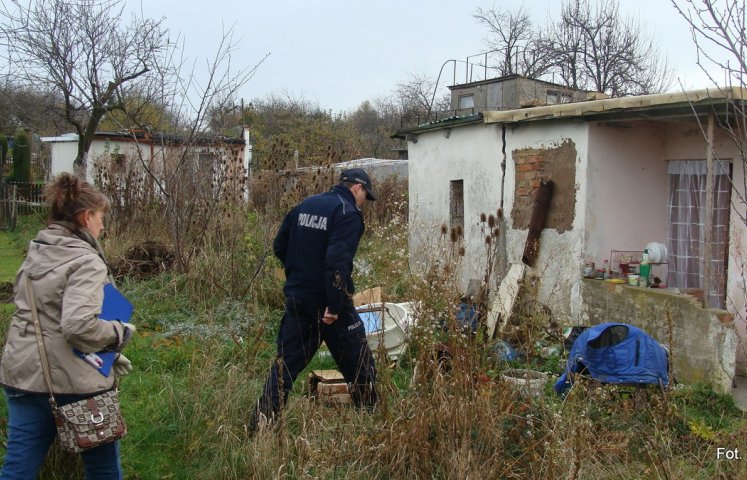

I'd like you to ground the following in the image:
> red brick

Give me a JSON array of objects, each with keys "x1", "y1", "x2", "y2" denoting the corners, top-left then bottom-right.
[
  {"x1": 530, "y1": 179, "x2": 541, "y2": 188},
  {"x1": 516, "y1": 164, "x2": 533, "y2": 172},
  {"x1": 516, "y1": 187, "x2": 529, "y2": 196},
  {"x1": 716, "y1": 312, "x2": 734, "y2": 325}
]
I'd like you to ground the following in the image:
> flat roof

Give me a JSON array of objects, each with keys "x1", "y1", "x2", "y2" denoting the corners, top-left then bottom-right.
[
  {"x1": 40, "y1": 133, "x2": 78, "y2": 143},
  {"x1": 482, "y1": 87, "x2": 747, "y2": 124},
  {"x1": 41, "y1": 130, "x2": 245, "y2": 146}
]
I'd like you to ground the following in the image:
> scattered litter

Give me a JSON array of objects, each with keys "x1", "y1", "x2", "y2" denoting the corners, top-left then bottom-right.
[{"x1": 489, "y1": 340, "x2": 519, "y2": 363}]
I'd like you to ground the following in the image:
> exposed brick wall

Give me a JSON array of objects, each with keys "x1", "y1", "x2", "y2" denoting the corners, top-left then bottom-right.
[
  {"x1": 511, "y1": 140, "x2": 577, "y2": 232},
  {"x1": 512, "y1": 151, "x2": 546, "y2": 228}
]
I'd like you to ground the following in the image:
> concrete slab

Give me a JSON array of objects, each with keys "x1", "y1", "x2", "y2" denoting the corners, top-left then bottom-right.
[{"x1": 731, "y1": 375, "x2": 747, "y2": 412}]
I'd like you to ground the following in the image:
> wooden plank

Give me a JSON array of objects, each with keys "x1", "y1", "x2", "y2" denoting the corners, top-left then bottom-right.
[
  {"x1": 486, "y1": 263, "x2": 526, "y2": 338},
  {"x1": 704, "y1": 112, "x2": 714, "y2": 308},
  {"x1": 310, "y1": 369, "x2": 345, "y2": 382}
]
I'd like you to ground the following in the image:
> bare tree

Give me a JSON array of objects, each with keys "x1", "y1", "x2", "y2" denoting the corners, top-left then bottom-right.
[
  {"x1": 473, "y1": 0, "x2": 671, "y2": 96},
  {"x1": 0, "y1": 81, "x2": 66, "y2": 135},
  {"x1": 546, "y1": 0, "x2": 671, "y2": 96},
  {"x1": 348, "y1": 98, "x2": 404, "y2": 158},
  {"x1": 139, "y1": 30, "x2": 265, "y2": 272},
  {"x1": 672, "y1": 0, "x2": 747, "y2": 89},
  {"x1": 395, "y1": 73, "x2": 440, "y2": 114},
  {"x1": 0, "y1": 0, "x2": 170, "y2": 174},
  {"x1": 393, "y1": 72, "x2": 451, "y2": 120},
  {"x1": 672, "y1": 0, "x2": 747, "y2": 226},
  {"x1": 473, "y1": 5, "x2": 551, "y2": 78}
]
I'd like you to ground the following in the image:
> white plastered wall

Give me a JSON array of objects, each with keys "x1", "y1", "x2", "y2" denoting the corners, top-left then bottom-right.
[
  {"x1": 409, "y1": 120, "x2": 591, "y2": 324},
  {"x1": 407, "y1": 117, "x2": 747, "y2": 344},
  {"x1": 586, "y1": 121, "x2": 670, "y2": 280},
  {"x1": 729, "y1": 156, "x2": 747, "y2": 373},
  {"x1": 407, "y1": 123, "x2": 504, "y2": 288},
  {"x1": 48, "y1": 141, "x2": 79, "y2": 179}
]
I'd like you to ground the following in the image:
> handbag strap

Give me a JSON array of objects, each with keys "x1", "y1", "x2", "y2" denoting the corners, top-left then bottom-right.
[{"x1": 25, "y1": 275, "x2": 59, "y2": 409}]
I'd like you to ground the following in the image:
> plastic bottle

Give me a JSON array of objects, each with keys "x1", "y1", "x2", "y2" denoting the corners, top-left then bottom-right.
[{"x1": 639, "y1": 249, "x2": 651, "y2": 287}]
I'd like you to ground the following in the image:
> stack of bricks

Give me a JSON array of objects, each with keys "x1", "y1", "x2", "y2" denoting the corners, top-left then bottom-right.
[{"x1": 308, "y1": 369, "x2": 351, "y2": 406}]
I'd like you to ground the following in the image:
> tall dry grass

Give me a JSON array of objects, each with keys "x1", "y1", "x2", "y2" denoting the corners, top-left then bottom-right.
[{"x1": 77, "y1": 156, "x2": 747, "y2": 479}]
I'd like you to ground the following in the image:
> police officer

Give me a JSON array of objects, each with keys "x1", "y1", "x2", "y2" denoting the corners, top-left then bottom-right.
[{"x1": 250, "y1": 168, "x2": 378, "y2": 432}]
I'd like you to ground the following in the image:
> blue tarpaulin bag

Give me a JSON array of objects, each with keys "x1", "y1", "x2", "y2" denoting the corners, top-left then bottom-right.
[{"x1": 554, "y1": 322, "x2": 669, "y2": 394}]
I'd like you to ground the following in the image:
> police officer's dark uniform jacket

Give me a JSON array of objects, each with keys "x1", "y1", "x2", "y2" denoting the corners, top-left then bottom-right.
[
  {"x1": 252, "y1": 182, "x2": 376, "y2": 426},
  {"x1": 274, "y1": 184, "x2": 363, "y2": 314}
]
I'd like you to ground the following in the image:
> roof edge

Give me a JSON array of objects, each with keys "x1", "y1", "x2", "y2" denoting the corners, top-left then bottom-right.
[
  {"x1": 483, "y1": 87, "x2": 747, "y2": 124},
  {"x1": 392, "y1": 113, "x2": 484, "y2": 139}
]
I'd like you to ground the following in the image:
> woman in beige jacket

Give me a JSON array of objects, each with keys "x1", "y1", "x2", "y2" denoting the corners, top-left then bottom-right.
[{"x1": 0, "y1": 173, "x2": 135, "y2": 480}]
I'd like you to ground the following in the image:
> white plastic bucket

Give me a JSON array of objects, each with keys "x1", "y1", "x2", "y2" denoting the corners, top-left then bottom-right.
[{"x1": 501, "y1": 369, "x2": 547, "y2": 398}]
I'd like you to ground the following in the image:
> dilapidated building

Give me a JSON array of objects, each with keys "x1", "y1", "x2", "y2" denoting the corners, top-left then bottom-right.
[{"x1": 397, "y1": 78, "x2": 747, "y2": 393}]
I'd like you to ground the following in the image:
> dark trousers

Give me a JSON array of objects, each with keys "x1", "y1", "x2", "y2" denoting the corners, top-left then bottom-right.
[{"x1": 254, "y1": 297, "x2": 377, "y2": 422}]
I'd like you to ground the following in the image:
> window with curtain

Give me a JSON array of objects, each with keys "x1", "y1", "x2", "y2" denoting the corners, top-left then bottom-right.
[{"x1": 666, "y1": 160, "x2": 732, "y2": 309}]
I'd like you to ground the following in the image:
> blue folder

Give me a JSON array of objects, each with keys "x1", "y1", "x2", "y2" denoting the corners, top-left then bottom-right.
[{"x1": 74, "y1": 283, "x2": 133, "y2": 377}]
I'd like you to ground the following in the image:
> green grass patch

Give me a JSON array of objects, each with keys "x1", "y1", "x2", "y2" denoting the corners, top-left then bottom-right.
[
  {"x1": 0, "y1": 233, "x2": 23, "y2": 283},
  {"x1": 671, "y1": 383, "x2": 745, "y2": 435},
  {"x1": 0, "y1": 214, "x2": 44, "y2": 283}
]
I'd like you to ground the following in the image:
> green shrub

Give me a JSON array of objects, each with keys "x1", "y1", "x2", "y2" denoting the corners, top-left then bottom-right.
[
  {"x1": 8, "y1": 129, "x2": 31, "y2": 183},
  {"x1": 0, "y1": 134, "x2": 8, "y2": 163}
]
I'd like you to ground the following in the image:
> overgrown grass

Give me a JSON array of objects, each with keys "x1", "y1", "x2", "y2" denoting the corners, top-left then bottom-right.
[
  {"x1": 0, "y1": 215, "x2": 43, "y2": 282},
  {"x1": 1, "y1": 187, "x2": 747, "y2": 479}
]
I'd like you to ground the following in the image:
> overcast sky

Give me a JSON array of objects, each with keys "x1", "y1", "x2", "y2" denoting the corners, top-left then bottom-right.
[{"x1": 129, "y1": 0, "x2": 724, "y2": 113}]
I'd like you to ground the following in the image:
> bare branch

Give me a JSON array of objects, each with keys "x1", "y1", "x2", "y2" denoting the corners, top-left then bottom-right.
[{"x1": 0, "y1": 0, "x2": 171, "y2": 173}]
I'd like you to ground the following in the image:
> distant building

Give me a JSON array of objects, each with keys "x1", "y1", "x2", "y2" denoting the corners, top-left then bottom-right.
[
  {"x1": 331, "y1": 158, "x2": 408, "y2": 179},
  {"x1": 42, "y1": 128, "x2": 252, "y2": 201},
  {"x1": 41, "y1": 129, "x2": 251, "y2": 181}
]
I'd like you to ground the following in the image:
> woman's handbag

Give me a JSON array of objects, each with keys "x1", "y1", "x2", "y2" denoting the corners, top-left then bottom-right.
[{"x1": 27, "y1": 276, "x2": 127, "y2": 453}]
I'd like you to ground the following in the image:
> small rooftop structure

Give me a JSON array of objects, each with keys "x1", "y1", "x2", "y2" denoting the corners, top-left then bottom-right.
[
  {"x1": 448, "y1": 74, "x2": 589, "y2": 115},
  {"x1": 398, "y1": 73, "x2": 592, "y2": 131}
]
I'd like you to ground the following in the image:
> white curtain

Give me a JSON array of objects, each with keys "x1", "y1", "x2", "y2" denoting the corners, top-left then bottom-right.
[{"x1": 666, "y1": 160, "x2": 731, "y2": 309}]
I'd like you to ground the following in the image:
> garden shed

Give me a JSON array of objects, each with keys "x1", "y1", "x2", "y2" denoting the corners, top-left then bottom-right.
[{"x1": 397, "y1": 87, "x2": 747, "y2": 392}]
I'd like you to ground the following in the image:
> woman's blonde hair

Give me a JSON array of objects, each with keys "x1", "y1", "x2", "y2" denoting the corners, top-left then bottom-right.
[{"x1": 44, "y1": 172, "x2": 110, "y2": 225}]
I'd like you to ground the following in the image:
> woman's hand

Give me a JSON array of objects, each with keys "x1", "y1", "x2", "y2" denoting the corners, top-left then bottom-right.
[
  {"x1": 113, "y1": 354, "x2": 133, "y2": 376},
  {"x1": 118, "y1": 322, "x2": 137, "y2": 350}
]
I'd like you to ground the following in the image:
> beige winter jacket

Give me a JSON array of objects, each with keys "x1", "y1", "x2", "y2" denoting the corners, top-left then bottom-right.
[{"x1": 0, "y1": 223, "x2": 128, "y2": 395}]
